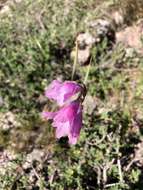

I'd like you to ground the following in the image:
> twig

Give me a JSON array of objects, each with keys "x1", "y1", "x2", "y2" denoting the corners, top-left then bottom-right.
[
  {"x1": 117, "y1": 158, "x2": 123, "y2": 183},
  {"x1": 106, "y1": 133, "x2": 116, "y2": 142},
  {"x1": 32, "y1": 165, "x2": 41, "y2": 181},
  {"x1": 31, "y1": 164, "x2": 44, "y2": 190},
  {"x1": 103, "y1": 165, "x2": 107, "y2": 184},
  {"x1": 125, "y1": 158, "x2": 136, "y2": 171},
  {"x1": 94, "y1": 165, "x2": 102, "y2": 186},
  {"x1": 105, "y1": 182, "x2": 121, "y2": 188},
  {"x1": 87, "y1": 134, "x2": 106, "y2": 146},
  {"x1": 116, "y1": 130, "x2": 124, "y2": 184}
]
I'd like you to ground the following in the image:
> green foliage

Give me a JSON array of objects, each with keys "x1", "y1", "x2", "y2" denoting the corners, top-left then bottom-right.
[{"x1": 0, "y1": 0, "x2": 143, "y2": 190}]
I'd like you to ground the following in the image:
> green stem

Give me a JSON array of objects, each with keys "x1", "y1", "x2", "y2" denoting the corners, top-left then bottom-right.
[{"x1": 84, "y1": 58, "x2": 92, "y2": 84}]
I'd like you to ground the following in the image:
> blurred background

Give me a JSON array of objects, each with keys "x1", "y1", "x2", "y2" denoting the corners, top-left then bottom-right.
[{"x1": 0, "y1": 0, "x2": 143, "y2": 189}]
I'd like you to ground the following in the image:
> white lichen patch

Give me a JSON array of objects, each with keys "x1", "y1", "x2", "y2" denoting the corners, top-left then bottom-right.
[
  {"x1": 0, "y1": 149, "x2": 17, "y2": 175},
  {"x1": 0, "y1": 112, "x2": 21, "y2": 131}
]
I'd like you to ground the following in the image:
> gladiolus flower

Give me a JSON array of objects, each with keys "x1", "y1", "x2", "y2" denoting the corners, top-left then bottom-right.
[
  {"x1": 42, "y1": 80, "x2": 86, "y2": 144},
  {"x1": 45, "y1": 80, "x2": 82, "y2": 106},
  {"x1": 42, "y1": 101, "x2": 82, "y2": 144}
]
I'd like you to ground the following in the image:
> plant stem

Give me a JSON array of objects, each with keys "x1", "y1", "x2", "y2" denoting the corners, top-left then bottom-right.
[{"x1": 84, "y1": 58, "x2": 92, "y2": 84}]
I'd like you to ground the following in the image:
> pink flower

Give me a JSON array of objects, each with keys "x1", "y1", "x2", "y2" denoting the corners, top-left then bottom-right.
[
  {"x1": 45, "y1": 80, "x2": 82, "y2": 106},
  {"x1": 42, "y1": 101, "x2": 82, "y2": 145},
  {"x1": 42, "y1": 80, "x2": 86, "y2": 144}
]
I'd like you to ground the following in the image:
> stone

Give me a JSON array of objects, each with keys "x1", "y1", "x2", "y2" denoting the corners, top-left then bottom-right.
[
  {"x1": 83, "y1": 95, "x2": 97, "y2": 114},
  {"x1": 77, "y1": 32, "x2": 96, "y2": 49},
  {"x1": 111, "y1": 11, "x2": 124, "y2": 27},
  {"x1": 71, "y1": 32, "x2": 95, "y2": 65},
  {"x1": 89, "y1": 19, "x2": 114, "y2": 37},
  {"x1": 71, "y1": 19, "x2": 115, "y2": 65},
  {"x1": 116, "y1": 20, "x2": 143, "y2": 53}
]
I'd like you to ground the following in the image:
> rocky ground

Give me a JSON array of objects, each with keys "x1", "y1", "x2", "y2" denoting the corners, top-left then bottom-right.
[{"x1": 0, "y1": 0, "x2": 143, "y2": 189}]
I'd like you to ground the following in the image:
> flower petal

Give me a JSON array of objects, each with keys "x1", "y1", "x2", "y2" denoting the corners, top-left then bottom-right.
[
  {"x1": 41, "y1": 111, "x2": 56, "y2": 120},
  {"x1": 68, "y1": 135, "x2": 78, "y2": 145},
  {"x1": 52, "y1": 101, "x2": 82, "y2": 144},
  {"x1": 58, "y1": 82, "x2": 82, "y2": 106},
  {"x1": 55, "y1": 121, "x2": 70, "y2": 139},
  {"x1": 45, "y1": 80, "x2": 82, "y2": 106},
  {"x1": 69, "y1": 103, "x2": 82, "y2": 144},
  {"x1": 45, "y1": 80, "x2": 62, "y2": 101}
]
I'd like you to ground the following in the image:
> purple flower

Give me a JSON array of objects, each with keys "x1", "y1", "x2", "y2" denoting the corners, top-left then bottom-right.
[
  {"x1": 45, "y1": 80, "x2": 82, "y2": 106},
  {"x1": 42, "y1": 80, "x2": 86, "y2": 144},
  {"x1": 42, "y1": 101, "x2": 82, "y2": 145}
]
